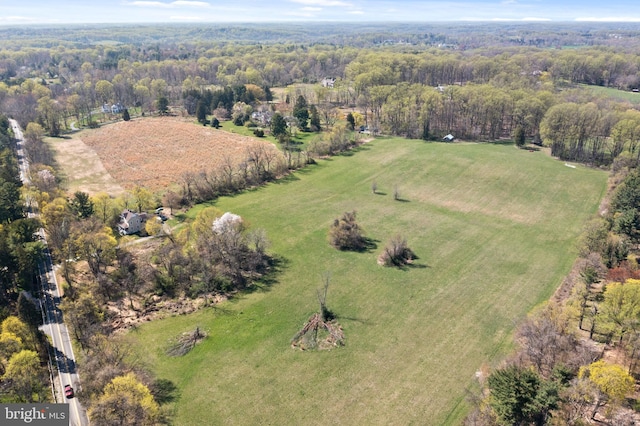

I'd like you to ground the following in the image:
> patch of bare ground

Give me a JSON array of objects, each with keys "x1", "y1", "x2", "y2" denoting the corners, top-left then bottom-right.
[
  {"x1": 80, "y1": 116, "x2": 280, "y2": 191},
  {"x1": 107, "y1": 293, "x2": 227, "y2": 333},
  {"x1": 48, "y1": 135, "x2": 125, "y2": 195}
]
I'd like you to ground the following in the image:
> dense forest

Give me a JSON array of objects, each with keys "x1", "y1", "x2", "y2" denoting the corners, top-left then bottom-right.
[{"x1": 5, "y1": 22, "x2": 640, "y2": 423}]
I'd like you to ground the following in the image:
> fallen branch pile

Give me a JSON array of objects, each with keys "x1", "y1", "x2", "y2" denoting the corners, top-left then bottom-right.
[
  {"x1": 291, "y1": 313, "x2": 345, "y2": 350},
  {"x1": 166, "y1": 326, "x2": 207, "y2": 357}
]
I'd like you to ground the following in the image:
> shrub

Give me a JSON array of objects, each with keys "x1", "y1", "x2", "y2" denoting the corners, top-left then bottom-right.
[
  {"x1": 378, "y1": 235, "x2": 415, "y2": 267},
  {"x1": 329, "y1": 211, "x2": 365, "y2": 251},
  {"x1": 253, "y1": 129, "x2": 264, "y2": 137}
]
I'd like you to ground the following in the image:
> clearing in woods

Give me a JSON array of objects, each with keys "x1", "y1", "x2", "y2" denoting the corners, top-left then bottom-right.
[
  {"x1": 50, "y1": 117, "x2": 281, "y2": 194},
  {"x1": 130, "y1": 137, "x2": 607, "y2": 425}
]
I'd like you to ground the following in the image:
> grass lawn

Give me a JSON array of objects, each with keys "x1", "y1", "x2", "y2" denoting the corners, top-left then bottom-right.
[
  {"x1": 131, "y1": 138, "x2": 606, "y2": 425},
  {"x1": 582, "y1": 84, "x2": 640, "y2": 105},
  {"x1": 218, "y1": 119, "x2": 322, "y2": 150}
]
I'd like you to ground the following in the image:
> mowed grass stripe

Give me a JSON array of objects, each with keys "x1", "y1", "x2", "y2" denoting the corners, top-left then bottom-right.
[{"x1": 132, "y1": 138, "x2": 606, "y2": 425}]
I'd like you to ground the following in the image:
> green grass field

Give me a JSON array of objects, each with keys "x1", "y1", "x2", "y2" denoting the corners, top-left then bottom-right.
[
  {"x1": 131, "y1": 138, "x2": 606, "y2": 425},
  {"x1": 217, "y1": 119, "x2": 321, "y2": 150},
  {"x1": 582, "y1": 84, "x2": 640, "y2": 105}
]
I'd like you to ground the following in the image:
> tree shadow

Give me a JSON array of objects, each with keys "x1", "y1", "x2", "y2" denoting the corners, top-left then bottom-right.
[
  {"x1": 373, "y1": 191, "x2": 387, "y2": 196},
  {"x1": 394, "y1": 198, "x2": 410, "y2": 203},
  {"x1": 274, "y1": 173, "x2": 300, "y2": 185},
  {"x1": 387, "y1": 253, "x2": 429, "y2": 271},
  {"x1": 335, "y1": 314, "x2": 372, "y2": 326},
  {"x1": 150, "y1": 378, "x2": 180, "y2": 405},
  {"x1": 52, "y1": 347, "x2": 76, "y2": 374},
  {"x1": 339, "y1": 237, "x2": 378, "y2": 253},
  {"x1": 400, "y1": 262, "x2": 429, "y2": 271},
  {"x1": 294, "y1": 163, "x2": 320, "y2": 175},
  {"x1": 249, "y1": 255, "x2": 290, "y2": 293},
  {"x1": 362, "y1": 237, "x2": 379, "y2": 252},
  {"x1": 488, "y1": 140, "x2": 514, "y2": 146}
]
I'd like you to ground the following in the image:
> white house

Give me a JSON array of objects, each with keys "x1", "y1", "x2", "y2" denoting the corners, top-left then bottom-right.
[
  {"x1": 111, "y1": 102, "x2": 125, "y2": 114},
  {"x1": 102, "y1": 102, "x2": 125, "y2": 114},
  {"x1": 118, "y1": 209, "x2": 148, "y2": 235},
  {"x1": 321, "y1": 78, "x2": 336, "y2": 88}
]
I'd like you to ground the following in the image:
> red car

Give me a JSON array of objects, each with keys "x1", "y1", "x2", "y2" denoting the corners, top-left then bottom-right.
[{"x1": 64, "y1": 384, "x2": 74, "y2": 399}]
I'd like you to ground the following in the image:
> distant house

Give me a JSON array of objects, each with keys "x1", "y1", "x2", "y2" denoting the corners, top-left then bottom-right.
[
  {"x1": 443, "y1": 134, "x2": 455, "y2": 142},
  {"x1": 111, "y1": 102, "x2": 125, "y2": 114},
  {"x1": 118, "y1": 209, "x2": 148, "y2": 235},
  {"x1": 102, "y1": 102, "x2": 125, "y2": 114},
  {"x1": 321, "y1": 78, "x2": 336, "y2": 88},
  {"x1": 251, "y1": 110, "x2": 273, "y2": 126}
]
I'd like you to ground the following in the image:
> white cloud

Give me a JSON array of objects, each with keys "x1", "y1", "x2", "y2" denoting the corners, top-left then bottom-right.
[
  {"x1": 290, "y1": 0, "x2": 351, "y2": 6},
  {"x1": 170, "y1": 15, "x2": 205, "y2": 20},
  {"x1": 285, "y1": 10, "x2": 316, "y2": 17},
  {"x1": 128, "y1": 1, "x2": 171, "y2": 7},
  {"x1": 348, "y1": 10, "x2": 364, "y2": 15},
  {"x1": 172, "y1": 1, "x2": 210, "y2": 7},
  {"x1": 576, "y1": 16, "x2": 640, "y2": 22},
  {"x1": 126, "y1": 0, "x2": 210, "y2": 8},
  {"x1": 301, "y1": 7, "x2": 322, "y2": 11},
  {"x1": 0, "y1": 15, "x2": 37, "y2": 22},
  {"x1": 461, "y1": 17, "x2": 551, "y2": 22}
]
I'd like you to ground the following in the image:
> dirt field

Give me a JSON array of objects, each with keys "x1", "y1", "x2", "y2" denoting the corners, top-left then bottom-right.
[
  {"x1": 65, "y1": 117, "x2": 280, "y2": 193},
  {"x1": 48, "y1": 135, "x2": 126, "y2": 195}
]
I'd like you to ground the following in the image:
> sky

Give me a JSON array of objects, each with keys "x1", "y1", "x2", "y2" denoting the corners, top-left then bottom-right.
[{"x1": 0, "y1": 0, "x2": 639, "y2": 25}]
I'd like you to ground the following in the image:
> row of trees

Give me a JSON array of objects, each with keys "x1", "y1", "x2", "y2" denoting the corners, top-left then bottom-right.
[{"x1": 0, "y1": 116, "x2": 45, "y2": 318}]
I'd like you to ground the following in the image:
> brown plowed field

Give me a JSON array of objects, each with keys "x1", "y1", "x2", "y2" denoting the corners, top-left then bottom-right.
[{"x1": 79, "y1": 117, "x2": 280, "y2": 191}]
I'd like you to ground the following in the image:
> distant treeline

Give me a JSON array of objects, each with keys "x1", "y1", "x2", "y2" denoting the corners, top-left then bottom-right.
[{"x1": 5, "y1": 24, "x2": 640, "y2": 165}]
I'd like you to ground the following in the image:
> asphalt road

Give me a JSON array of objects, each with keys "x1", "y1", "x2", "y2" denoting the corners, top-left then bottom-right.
[{"x1": 11, "y1": 119, "x2": 89, "y2": 426}]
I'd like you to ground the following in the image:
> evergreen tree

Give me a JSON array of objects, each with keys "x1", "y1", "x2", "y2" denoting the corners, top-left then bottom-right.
[
  {"x1": 263, "y1": 85, "x2": 273, "y2": 102},
  {"x1": 346, "y1": 112, "x2": 355, "y2": 131},
  {"x1": 156, "y1": 97, "x2": 169, "y2": 115},
  {"x1": 69, "y1": 191, "x2": 94, "y2": 219},
  {"x1": 421, "y1": 120, "x2": 430, "y2": 140},
  {"x1": 271, "y1": 113, "x2": 287, "y2": 138},
  {"x1": 211, "y1": 117, "x2": 220, "y2": 129},
  {"x1": 488, "y1": 365, "x2": 559, "y2": 426},
  {"x1": 196, "y1": 101, "x2": 207, "y2": 124},
  {"x1": 514, "y1": 125, "x2": 526, "y2": 147},
  {"x1": 293, "y1": 95, "x2": 309, "y2": 131},
  {"x1": 122, "y1": 108, "x2": 131, "y2": 121},
  {"x1": 309, "y1": 105, "x2": 321, "y2": 132}
]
